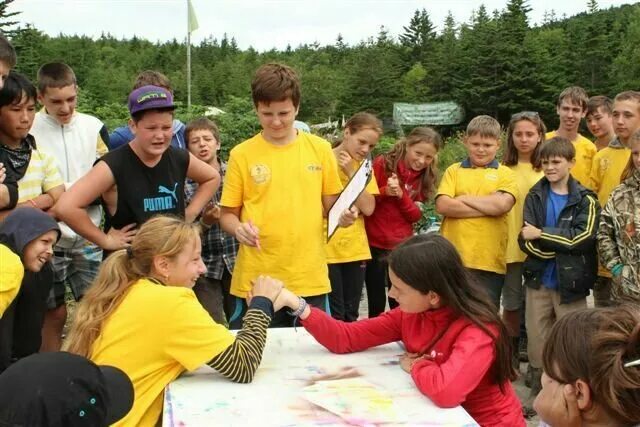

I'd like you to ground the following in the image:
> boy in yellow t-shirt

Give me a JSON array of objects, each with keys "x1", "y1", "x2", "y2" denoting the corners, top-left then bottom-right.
[
  {"x1": 589, "y1": 91, "x2": 640, "y2": 306},
  {"x1": 546, "y1": 86, "x2": 596, "y2": 187},
  {"x1": 220, "y1": 63, "x2": 355, "y2": 328},
  {"x1": 436, "y1": 115, "x2": 517, "y2": 310},
  {"x1": 586, "y1": 95, "x2": 615, "y2": 152}
]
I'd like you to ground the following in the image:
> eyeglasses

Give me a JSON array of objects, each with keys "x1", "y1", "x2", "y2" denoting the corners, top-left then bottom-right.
[{"x1": 511, "y1": 111, "x2": 540, "y2": 120}]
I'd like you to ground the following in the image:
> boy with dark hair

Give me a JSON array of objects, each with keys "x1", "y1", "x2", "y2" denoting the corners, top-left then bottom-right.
[
  {"x1": 184, "y1": 117, "x2": 238, "y2": 324},
  {"x1": 586, "y1": 95, "x2": 615, "y2": 151},
  {"x1": 219, "y1": 63, "x2": 355, "y2": 328},
  {"x1": 588, "y1": 90, "x2": 640, "y2": 306},
  {"x1": 0, "y1": 71, "x2": 64, "y2": 219},
  {"x1": 436, "y1": 115, "x2": 518, "y2": 310},
  {"x1": 0, "y1": 33, "x2": 18, "y2": 211},
  {"x1": 29, "y1": 62, "x2": 110, "y2": 351},
  {"x1": 519, "y1": 136, "x2": 600, "y2": 398},
  {"x1": 546, "y1": 86, "x2": 596, "y2": 187},
  {"x1": 109, "y1": 70, "x2": 186, "y2": 150}
]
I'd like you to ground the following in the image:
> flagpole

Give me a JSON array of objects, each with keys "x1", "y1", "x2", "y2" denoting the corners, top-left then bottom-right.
[{"x1": 187, "y1": 0, "x2": 192, "y2": 111}]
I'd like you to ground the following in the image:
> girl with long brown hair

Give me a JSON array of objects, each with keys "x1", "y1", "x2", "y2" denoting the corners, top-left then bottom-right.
[
  {"x1": 64, "y1": 215, "x2": 284, "y2": 426},
  {"x1": 364, "y1": 127, "x2": 441, "y2": 317},
  {"x1": 502, "y1": 111, "x2": 546, "y2": 369},
  {"x1": 275, "y1": 233, "x2": 524, "y2": 426}
]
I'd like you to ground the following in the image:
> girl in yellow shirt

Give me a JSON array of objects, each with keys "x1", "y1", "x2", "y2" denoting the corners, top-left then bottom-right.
[
  {"x1": 327, "y1": 113, "x2": 383, "y2": 322},
  {"x1": 64, "y1": 216, "x2": 285, "y2": 426},
  {"x1": 502, "y1": 112, "x2": 546, "y2": 370}
]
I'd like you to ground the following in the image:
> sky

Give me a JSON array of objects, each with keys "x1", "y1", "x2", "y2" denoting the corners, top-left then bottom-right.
[{"x1": 11, "y1": 0, "x2": 632, "y2": 51}]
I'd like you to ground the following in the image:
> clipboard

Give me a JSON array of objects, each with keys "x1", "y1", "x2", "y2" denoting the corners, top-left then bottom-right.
[{"x1": 327, "y1": 154, "x2": 373, "y2": 241}]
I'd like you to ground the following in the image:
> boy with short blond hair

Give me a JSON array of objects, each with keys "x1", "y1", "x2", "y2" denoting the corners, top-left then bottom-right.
[
  {"x1": 546, "y1": 86, "x2": 596, "y2": 187},
  {"x1": 519, "y1": 137, "x2": 599, "y2": 397},
  {"x1": 436, "y1": 115, "x2": 517, "y2": 310},
  {"x1": 30, "y1": 62, "x2": 109, "y2": 351},
  {"x1": 184, "y1": 117, "x2": 238, "y2": 324},
  {"x1": 588, "y1": 90, "x2": 640, "y2": 306},
  {"x1": 586, "y1": 95, "x2": 615, "y2": 151},
  {"x1": 220, "y1": 63, "x2": 354, "y2": 328}
]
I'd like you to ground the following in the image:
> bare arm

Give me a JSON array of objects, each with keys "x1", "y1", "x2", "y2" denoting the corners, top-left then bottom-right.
[
  {"x1": 354, "y1": 191, "x2": 375, "y2": 216},
  {"x1": 435, "y1": 195, "x2": 486, "y2": 218},
  {"x1": 456, "y1": 192, "x2": 516, "y2": 217},
  {"x1": 53, "y1": 162, "x2": 124, "y2": 249},
  {"x1": 0, "y1": 184, "x2": 10, "y2": 209},
  {"x1": 184, "y1": 153, "x2": 220, "y2": 223}
]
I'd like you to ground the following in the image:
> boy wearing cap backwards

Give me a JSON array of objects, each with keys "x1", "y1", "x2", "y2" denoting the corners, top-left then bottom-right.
[
  {"x1": 55, "y1": 85, "x2": 219, "y2": 253},
  {"x1": 29, "y1": 63, "x2": 109, "y2": 352},
  {"x1": 0, "y1": 351, "x2": 134, "y2": 426}
]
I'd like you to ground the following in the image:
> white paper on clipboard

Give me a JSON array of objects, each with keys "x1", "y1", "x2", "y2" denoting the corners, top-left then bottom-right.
[{"x1": 327, "y1": 155, "x2": 373, "y2": 241}]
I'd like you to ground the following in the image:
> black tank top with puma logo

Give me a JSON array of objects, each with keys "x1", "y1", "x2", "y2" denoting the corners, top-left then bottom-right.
[{"x1": 99, "y1": 144, "x2": 189, "y2": 229}]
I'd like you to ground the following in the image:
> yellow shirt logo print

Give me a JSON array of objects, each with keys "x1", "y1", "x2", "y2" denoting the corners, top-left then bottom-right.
[{"x1": 250, "y1": 164, "x2": 271, "y2": 184}]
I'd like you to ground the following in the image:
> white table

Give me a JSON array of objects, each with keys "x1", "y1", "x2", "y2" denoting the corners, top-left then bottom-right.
[{"x1": 163, "y1": 328, "x2": 478, "y2": 426}]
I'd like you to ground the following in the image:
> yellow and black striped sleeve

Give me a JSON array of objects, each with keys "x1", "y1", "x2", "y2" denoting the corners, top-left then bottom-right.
[
  {"x1": 207, "y1": 297, "x2": 272, "y2": 383},
  {"x1": 538, "y1": 194, "x2": 600, "y2": 253}
]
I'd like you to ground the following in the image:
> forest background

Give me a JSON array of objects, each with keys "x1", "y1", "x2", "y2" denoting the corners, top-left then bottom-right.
[{"x1": 1, "y1": 0, "x2": 638, "y2": 224}]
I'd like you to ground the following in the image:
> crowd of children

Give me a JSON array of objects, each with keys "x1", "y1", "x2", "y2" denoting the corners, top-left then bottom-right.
[{"x1": 0, "y1": 32, "x2": 639, "y2": 427}]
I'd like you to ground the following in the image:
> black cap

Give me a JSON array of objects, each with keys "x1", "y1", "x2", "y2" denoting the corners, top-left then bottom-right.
[{"x1": 0, "y1": 352, "x2": 134, "y2": 427}]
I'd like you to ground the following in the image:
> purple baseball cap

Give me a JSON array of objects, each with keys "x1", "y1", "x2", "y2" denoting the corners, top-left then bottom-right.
[{"x1": 128, "y1": 85, "x2": 175, "y2": 115}]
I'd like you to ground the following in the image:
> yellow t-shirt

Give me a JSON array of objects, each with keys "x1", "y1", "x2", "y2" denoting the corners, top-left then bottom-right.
[
  {"x1": 505, "y1": 163, "x2": 544, "y2": 264},
  {"x1": 90, "y1": 279, "x2": 235, "y2": 427},
  {"x1": 589, "y1": 146, "x2": 631, "y2": 207},
  {"x1": 325, "y1": 159, "x2": 379, "y2": 264},
  {"x1": 221, "y1": 132, "x2": 342, "y2": 297},
  {"x1": 17, "y1": 148, "x2": 63, "y2": 203},
  {"x1": 546, "y1": 131, "x2": 596, "y2": 188},
  {"x1": 0, "y1": 245, "x2": 24, "y2": 318},
  {"x1": 589, "y1": 144, "x2": 630, "y2": 278},
  {"x1": 437, "y1": 161, "x2": 518, "y2": 274}
]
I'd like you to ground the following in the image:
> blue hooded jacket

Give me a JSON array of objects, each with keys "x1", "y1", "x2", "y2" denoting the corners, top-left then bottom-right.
[
  {"x1": 109, "y1": 119, "x2": 186, "y2": 150},
  {"x1": 0, "y1": 208, "x2": 60, "y2": 259}
]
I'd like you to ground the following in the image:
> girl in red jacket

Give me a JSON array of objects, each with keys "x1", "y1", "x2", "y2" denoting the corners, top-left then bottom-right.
[
  {"x1": 365, "y1": 127, "x2": 441, "y2": 317},
  {"x1": 276, "y1": 233, "x2": 525, "y2": 427}
]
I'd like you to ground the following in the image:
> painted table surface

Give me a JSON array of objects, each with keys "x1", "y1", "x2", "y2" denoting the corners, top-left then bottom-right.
[{"x1": 163, "y1": 328, "x2": 478, "y2": 427}]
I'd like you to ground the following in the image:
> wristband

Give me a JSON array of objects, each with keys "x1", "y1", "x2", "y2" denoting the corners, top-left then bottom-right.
[
  {"x1": 611, "y1": 264, "x2": 624, "y2": 277},
  {"x1": 288, "y1": 297, "x2": 307, "y2": 317},
  {"x1": 199, "y1": 217, "x2": 211, "y2": 230}
]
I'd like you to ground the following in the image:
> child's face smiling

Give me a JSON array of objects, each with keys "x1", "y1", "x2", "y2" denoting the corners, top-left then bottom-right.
[
  {"x1": 161, "y1": 236, "x2": 207, "y2": 288},
  {"x1": 585, "y1": 107, "x2": 613, "y2": 139},
  {"x1": 464, "y1": 135, "x2": 499, "y2": 167},
  {"x1": 404, "y1": 141, "x2": 437, "y2": 172},
  {"x1": 557, "y1": 100, "x2": 586, "y2": 133},
  {"x1": 38, "y1": 84, "x2": 77, "y2": 125},
  {"x1": 130, "y1": 111, "x2": 174, "y2": 157},
  {"x1": 23, "y1": 230, "x2": 57, "y2": 273}
]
